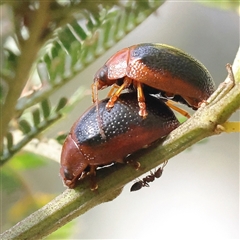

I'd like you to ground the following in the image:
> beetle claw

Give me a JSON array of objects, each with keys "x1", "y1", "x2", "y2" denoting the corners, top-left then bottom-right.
[
  {"x1": 90, "y1": 183, "x2": 98, "y2": 191},
  {"x1": 126, "y1": 159, "x2": 141, "y2": 170},
  {"x1": 106, "y1": 100, "x2": 115, "y2": 109},
  {"x1": 138, "y1": 102, "x2": 148, "y2": 117}
]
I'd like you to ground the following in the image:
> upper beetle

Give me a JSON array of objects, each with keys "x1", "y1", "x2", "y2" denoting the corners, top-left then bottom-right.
[
  {"x1": 92, "y1": 43, "x2": 215, "y2": 117},
  {"x1": 60, "y1": 92, "x2": 180, "y2": 189}
]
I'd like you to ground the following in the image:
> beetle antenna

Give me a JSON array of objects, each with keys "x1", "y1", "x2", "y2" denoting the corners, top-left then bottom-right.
[{"x1": 93, "y1": 82, "x2": 106, "y2": 139}]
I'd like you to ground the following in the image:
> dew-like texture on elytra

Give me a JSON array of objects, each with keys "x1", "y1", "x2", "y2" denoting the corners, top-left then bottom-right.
[
  {"x1": 74, "y1": 92, "x2": 179, "y2": 147},
  {"x1": 130, "y1": 43, "x2": 215, "y2": 96},
  {"x1": 60, "y1": 92, "x2": 180, "y2": 188},
  {"x1": 95, "y1": 43, "x2": 215, "y2": 109}
]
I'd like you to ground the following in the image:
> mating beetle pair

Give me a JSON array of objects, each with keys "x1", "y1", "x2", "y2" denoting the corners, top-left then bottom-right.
[
  {"x1": 60, "y1": 92, "x2": 180, "y2": 189},
  {"x1": 60, "y1": 43, "x2": 215, "y2": 190}
]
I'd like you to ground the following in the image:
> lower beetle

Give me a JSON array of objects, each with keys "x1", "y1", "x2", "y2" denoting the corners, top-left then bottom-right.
[
  {"x1": 92, "y1": 43, "x2": 215, "y2": 116},
  {"x1": 60, "y1": 92, "x2": 180, "y2": 189}
]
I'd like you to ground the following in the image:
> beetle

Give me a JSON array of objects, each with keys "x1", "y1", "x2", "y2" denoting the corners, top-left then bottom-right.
[
  {"x1": 92, "y1": 43, "x2": 215, "y2": 117},
  {"x1": 60, "y1": 92, "x2": 180, "y2": 189},
  {"x1": 130, "y1": 161, "x2": 168, "y2": 191}
]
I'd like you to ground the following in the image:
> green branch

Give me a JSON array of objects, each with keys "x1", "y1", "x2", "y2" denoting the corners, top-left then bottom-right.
[{"x1": 1, "y1": 48, "x2": 239, "y2": 240}]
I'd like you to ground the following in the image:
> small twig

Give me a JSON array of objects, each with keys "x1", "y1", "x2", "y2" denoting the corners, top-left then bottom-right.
[{"x1": 206, "y1": 64, "x2": 235, "y2": 105}]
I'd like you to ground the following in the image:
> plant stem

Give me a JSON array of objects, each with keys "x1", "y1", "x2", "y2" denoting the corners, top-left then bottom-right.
[
  {"x1": 0, "y1": 2, "x2": 51, "y2": 151},
  {"x1": 1, "y1": 48, "x2": 239, "y2": 240}
]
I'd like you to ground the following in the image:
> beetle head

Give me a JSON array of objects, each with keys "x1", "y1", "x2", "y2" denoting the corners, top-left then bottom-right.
[
  {"x1": 94, "y1": 65, "x2": 113, "y2": 90},
  {"x1": 94, "y1": 47, "x2": 129, "y2": 90},
  {"x1": 60, "y1": 134, "x2": 88, "y2": 188}
]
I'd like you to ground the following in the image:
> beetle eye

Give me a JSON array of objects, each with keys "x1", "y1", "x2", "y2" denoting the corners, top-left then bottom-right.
[
  {"x1": 98, "y1": 65, "x2": 108, "y2": 82},
  {"x1": 64, "y1": 167, "x2": 74, "y2": 180},
  {"x1": 99, "y1": 70, "x2": 105, "y2": 80}
]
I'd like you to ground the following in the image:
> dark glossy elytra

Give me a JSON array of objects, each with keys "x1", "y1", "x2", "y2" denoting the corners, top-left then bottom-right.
[
  {"x1": 92, "y1": 43, "x2": 215, "y2": 117},
  {"x1": 60, "y1": 93, "x2": 179, "y2": 189}
]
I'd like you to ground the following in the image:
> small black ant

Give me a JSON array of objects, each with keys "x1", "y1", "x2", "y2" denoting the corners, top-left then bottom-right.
[{"x1": 130, "y1": 161, "x2": 168, "y2": 192}]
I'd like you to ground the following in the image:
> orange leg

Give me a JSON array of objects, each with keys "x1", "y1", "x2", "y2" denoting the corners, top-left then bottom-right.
[
  {"x1": 106, "y1": 77, "x2": 132, "y2": 109},
  {"x1": 89, "y1": 166, "x2": 98, "y2": 191},
  {"x1": 136, "y1": 81, "x2": 148, "y2": 117},
  {"x1": 107, "y1": 84, "x2": 120, "y2": 98},
  {"x1": 165, "y1": 100, "x2": 191, "y2": 118}
]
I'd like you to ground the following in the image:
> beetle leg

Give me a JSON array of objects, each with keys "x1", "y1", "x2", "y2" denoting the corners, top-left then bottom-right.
[
  {"x1": 107, "y1": 84, "x2": 120, "y2": 97},
  {"x1": 89, "y1": 166, "x2": 98, "y2": 191},
  {"x1": 136, "y1": 81, "x2": 148, "y2": 117},
  {"x1": 165, "y1": 100, "x2": 191, "y2": 118},
  {"x1": 106, "y1": 77, "x2": 132, "y2": 109},
  {"x1": 125, "y1": 158, "x2": 141, "y2": 170}
]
